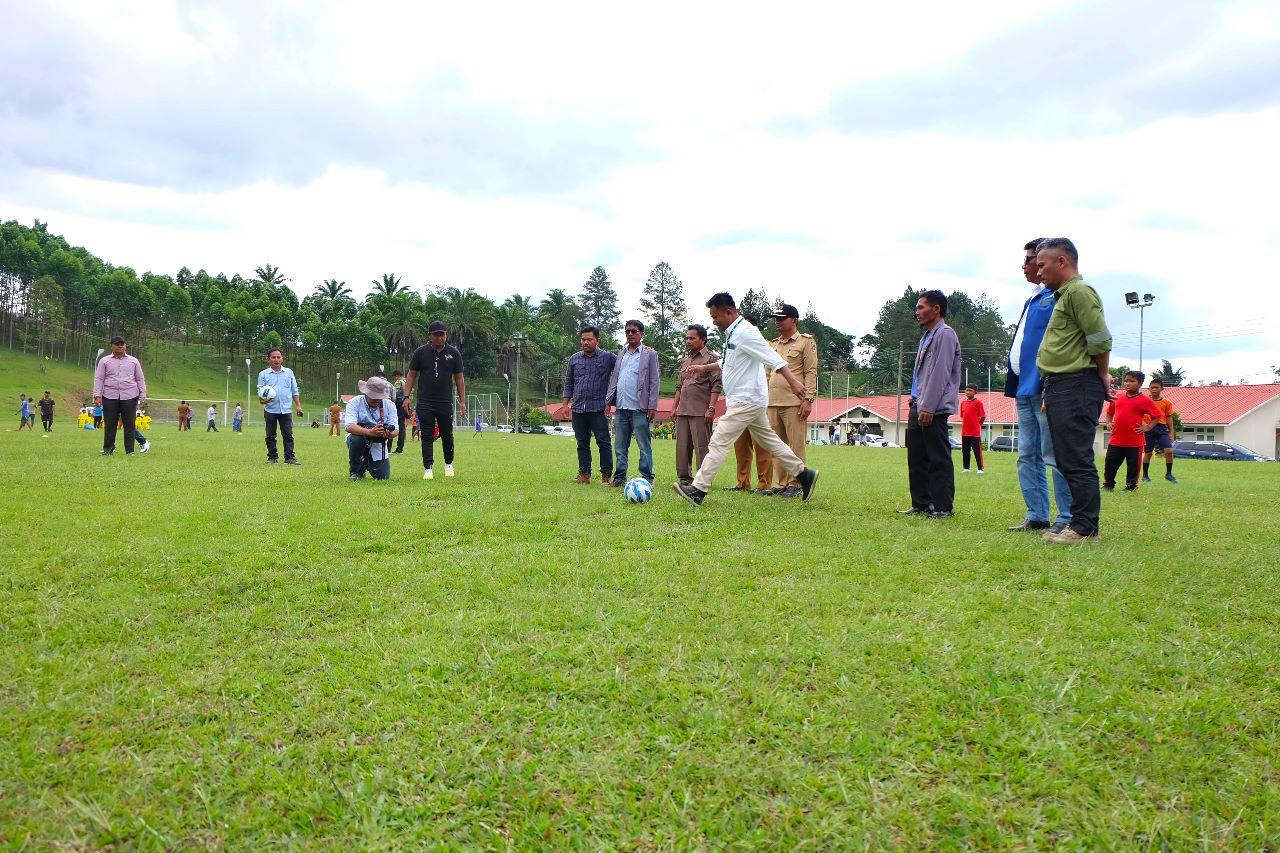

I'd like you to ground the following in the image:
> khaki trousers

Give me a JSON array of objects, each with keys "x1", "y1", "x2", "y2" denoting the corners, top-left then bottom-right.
[
  {"x1": 675, "y1": 414, "x2": 712, "y2": 485},
  {"x1": 695, "y1": 403, "x2": 803, "y2": 493},
  {"x1": 768, "y1": 405, "x2": 808, "y2": 488}
]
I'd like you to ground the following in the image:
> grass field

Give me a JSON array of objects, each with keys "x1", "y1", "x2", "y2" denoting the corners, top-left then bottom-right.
[{"x1": 2, "y1": 422, "x2": 1278, "y2": 849}]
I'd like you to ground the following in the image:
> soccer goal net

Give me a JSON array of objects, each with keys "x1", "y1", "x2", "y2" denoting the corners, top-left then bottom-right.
[{"x1": 144, "y1": 398, "x2": 232, "y2": 426}]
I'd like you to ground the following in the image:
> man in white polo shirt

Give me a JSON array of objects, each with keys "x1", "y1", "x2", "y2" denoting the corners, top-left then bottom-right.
[{"x1": 673, "y1": 292, "x2": 818, "y2": 507}]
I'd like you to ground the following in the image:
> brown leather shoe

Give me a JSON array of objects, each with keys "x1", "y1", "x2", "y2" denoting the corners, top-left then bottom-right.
[
  {"x1": 572, "y1": 472, "x2": 592, "y2": 484},
  {"x1": 606, "y1": 479, "x2": 624, "y2": 488},
  {"x1": 601, "y1": 472, "x2": 613, "y2": 485}
]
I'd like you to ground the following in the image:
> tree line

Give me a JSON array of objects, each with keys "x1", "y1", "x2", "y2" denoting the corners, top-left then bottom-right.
[{"x1": 2, "y1": 218, "x2": 1024, "y2": 402}]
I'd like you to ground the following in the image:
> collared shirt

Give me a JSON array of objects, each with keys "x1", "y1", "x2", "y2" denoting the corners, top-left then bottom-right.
[
  {"x1": 911, "y1": 321, "x2": 961, "y2": 415},
  {"x1": 345, "y1": 396, "x2": 399, "y2": 462},
  {"x1": 93, "y1": 353, "x2": 147, "y2": 401},
  {"x1": 257, "y1": 366, "x2": 300, "y2": 414},
  {"x1": 616, "y1": 346, "x2": 643, "y2": 410},
  {"x1": 675, "y1": 347, "x2": 722, "y2": 415},
  {"x1": 1037, "y1": 276, "x2": 1112, "y2": 376},
  {"x1": 1007, "y1": 285, "x2": 1058, "y2": 397},
  {"x1": 719, "y1": 317, "x2": 786, "y2": 407},
  {"x1": 767, "y1": 332, "x2": 819, "y2": 406},
  {"x1": 562, "y1": 348, "x2": 618, "y2": 413}
]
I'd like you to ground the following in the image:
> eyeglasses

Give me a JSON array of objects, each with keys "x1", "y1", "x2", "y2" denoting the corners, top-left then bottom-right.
[
  {"x1": 1022, "y1": 256, "x2": 1036, "y2": 265},
  {"x1": 625, "y1": 328, "x2": 641, "y2": 334}
]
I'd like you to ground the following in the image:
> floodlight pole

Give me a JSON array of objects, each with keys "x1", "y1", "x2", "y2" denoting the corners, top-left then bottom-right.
[
  {"x1": 92, "y1": 348, "x2": 104, "y2": 400},
  {"x1": 503, "y1": 373, "x2": 511, "y2": 422},
  {"x1": 1126, "y1": 293, "x2": 1155, "y2": 373},
  {"x1": 513, "y1": 334, "x2": 525, "y2": 432},
  {"x1": 245, "y1": 358, "x2": 252, "y2": 427},
  {"x1": 335, "y1": 372, "x2": 341, "y2": 403}
]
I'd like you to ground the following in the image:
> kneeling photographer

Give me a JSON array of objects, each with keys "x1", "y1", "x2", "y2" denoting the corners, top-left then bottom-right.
[{"x1": 345, "y1": 376, "x2": 399, "y2": 480}]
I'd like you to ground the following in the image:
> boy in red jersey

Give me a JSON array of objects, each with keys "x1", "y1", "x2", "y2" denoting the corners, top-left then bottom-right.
[
  {"x1": 1103, "y1": 370, "x2": 1163, "y2": 491},
  {"x1": 958, "y1": 384, "x2": 986, "y2": 474}
]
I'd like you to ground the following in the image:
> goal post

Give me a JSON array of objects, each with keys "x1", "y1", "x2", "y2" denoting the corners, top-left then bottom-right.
[{"x1": 144, "y1": 398, "x2": 231, "y2": 426}]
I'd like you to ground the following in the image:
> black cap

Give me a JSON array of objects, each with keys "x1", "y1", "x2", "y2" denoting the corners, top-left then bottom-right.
[
  {"x1": 770, "y1": 304, "x2": 799, "y2": 319},
  {"x1": 110, "y1": 335, "x2": 126, "y2": 345},
  {"x1": 428, "y1": 321, "x2": 447, "y2": 333}
]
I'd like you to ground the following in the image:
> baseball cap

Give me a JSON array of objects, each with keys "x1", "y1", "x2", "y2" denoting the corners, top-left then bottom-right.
[
  {"x1": 428, "y1": 321, "x2": 447, "y2": 333},
  {"x1": 110, "y1": 335, "x2": 126, "y2": 345},
  {"x1": 770, "y1": 304, "x2": 799, "y2": 320}
]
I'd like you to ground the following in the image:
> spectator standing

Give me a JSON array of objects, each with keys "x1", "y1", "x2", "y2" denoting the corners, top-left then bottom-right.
[
  {"x1": 404, "y1": 321, "x2": 466, "y2": 479},
  {"x1": 671, "y1": 324, "x2": 722, "y2": 487},
  {"x1": 232, "y1": 403, "x2": 243, "y2": 433},
  {"x1": 958, "y1": 385, "x2": 986, "y2": 474},
  {"x1": 328, "y1": 400, "x2": 343, "y2": 436},
  {"x1": 605, "y1": 320, "x2": 661, "y2": 486},
  {"x1": 556, "y1": 327, "x2": 618, "y2": 485},
  {"x1": 38, "y1": 391, "x2": 55, "y2": 432},
  {"x1": 1036, "y1": 237, "x2": 1113, "y2": 544},
  {"x1": 766, "y1": 304, "x2": 818, "y2": 498},
  {"x1": 391, "y1": 370, "x2": 408, "y2": 453},
  {"x1": 345, "y1": 376, "x2": 399, "y2": 480},
  {"x1": 207, "y1": 405, "x2": 219, "y2": 432},
  {"x1": 92, "y1": 401, "x2": 103, "y2": 429},
  {"x1": 177, "y1": 400, "x2": 191, "y2": 431},
  {"x1": 256, "y1": 347, "x2": 304, "y2": 464},
  {"x1": 896, "y1": 291, "x2": 962, "y2": 519},
  {"x1": 1142, "y1": 378, "x2": 1179, "y2": 484},
  {"x1": 92, "y1": 335, "x2": 147, "y2": 456}
]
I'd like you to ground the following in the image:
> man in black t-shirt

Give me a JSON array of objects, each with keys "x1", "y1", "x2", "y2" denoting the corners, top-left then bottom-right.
[
  {"x1": 403, "y1": 321, "x2": 467, "y2": 479},
  {"x1": 38, "y1": 391, "x2": 55, "y2": 431}
]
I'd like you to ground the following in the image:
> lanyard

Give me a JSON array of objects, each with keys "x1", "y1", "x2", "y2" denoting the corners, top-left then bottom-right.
[{"x1": 721, "y1": 317, "x2": 742, "y2": 370}]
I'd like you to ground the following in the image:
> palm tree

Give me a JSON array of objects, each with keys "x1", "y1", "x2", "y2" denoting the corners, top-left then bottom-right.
[
  {"x1": 494, "y1": 303, "x2": 535, "y2": 376},
  {"x1": 313, "y1": 278, "x2": 352, "y2": 302},
  {"x1": 438, "y1": 287, "x2": 495, "y2": 349},
  {"x1": 370, "y1": 273, "x2": 407, "y2": 299},
  {"x1": 379, "y1": 293, "x2": 428, "y2": 357},
  {"x1": 537, "y1": 289, "x2": 581, "y2": 338},
  {"x1": 503, "y1": 294, "x2": 535, "y2": 320},
  {"x1": 254, "y1": 264, "x2": 286, "y2": 288}
]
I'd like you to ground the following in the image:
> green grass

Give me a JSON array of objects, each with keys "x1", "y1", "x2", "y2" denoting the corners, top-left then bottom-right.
[{"x1": 2, "y1": 424, "x2": 1278, "y2": 848}]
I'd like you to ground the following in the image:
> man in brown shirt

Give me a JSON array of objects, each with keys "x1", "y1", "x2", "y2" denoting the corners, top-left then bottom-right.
[
  {"x1": 671, "y1": 324, "x2": 722, "y2": 486},
  {"x1": 766, "y1": 304, "x2": 818, "y2": 497},
  {"x1": 177, "y1": 400, "x2": 191, "y2": 431},
  {"x1": 328, "y1": 401, "x2": 343, "y2": 436}
]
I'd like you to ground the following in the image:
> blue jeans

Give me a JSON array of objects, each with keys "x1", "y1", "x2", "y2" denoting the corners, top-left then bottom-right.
[
  {"x1": 1016, "y1": 395, "x2": 1072, "y2": 525},
  {"x1": 571, "y1": 410, "x2": 612, "y2": 477},
  {"x1": 612, "y1": 409, "x2": 654, "y2": 483}
]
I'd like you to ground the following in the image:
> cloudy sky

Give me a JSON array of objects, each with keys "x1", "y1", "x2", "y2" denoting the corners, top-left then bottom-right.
[{"x1": 3, "y1": 0, "x2": 1279, "y2": 382}]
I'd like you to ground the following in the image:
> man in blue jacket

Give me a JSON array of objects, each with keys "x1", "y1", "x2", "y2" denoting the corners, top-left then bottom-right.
[
  {"x1": 605, "y1": 319, "x2": 661, "y2": 485},
  {"x1": 1002, "y1": 239, "x2": 1072, "y2": 534}
]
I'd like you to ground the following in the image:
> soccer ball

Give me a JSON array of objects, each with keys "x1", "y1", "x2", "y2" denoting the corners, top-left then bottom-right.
[
  {"x1": 623, "y1": 477, "x2": 653, "y2": 504},
  {"x1": 258, "y1": 385, "x2": 277, "y2": 403}
]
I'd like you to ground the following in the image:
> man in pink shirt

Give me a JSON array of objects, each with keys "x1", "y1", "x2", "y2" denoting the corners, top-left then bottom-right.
[{"x1": 92, "y1": 335, "x2": 147, "y2": 456}]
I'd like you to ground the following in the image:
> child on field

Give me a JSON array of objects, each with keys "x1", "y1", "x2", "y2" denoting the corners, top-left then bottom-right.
[
  {"x1": 958, "y1": 384, "x2": 986, "y2": 474},
  {"x1": 1104, "y1": 370, "x2": 1163, "y2": 491},
  {"x1": 1142, "y1": 378, "x2": 1178, "y2": 484}
]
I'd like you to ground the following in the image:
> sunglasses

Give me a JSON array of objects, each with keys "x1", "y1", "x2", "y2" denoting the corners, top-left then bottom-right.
[
  {"x1": 1022, "y1": 256, "x2": 1036, "y2": 265},
  {"x1": 625, "y1": 328, "x2": 641, "y2": 334}
]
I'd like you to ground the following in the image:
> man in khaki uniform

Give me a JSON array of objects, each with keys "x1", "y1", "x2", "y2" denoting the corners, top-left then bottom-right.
[
  {"x1": 766, "y1": 304, "x2": 818, "y2": 497},
  {"x1": 672, "y1": 324, "x2": 722, "y2": 486}
]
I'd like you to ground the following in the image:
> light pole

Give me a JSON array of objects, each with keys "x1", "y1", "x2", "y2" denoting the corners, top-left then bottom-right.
[
  {"x1": 225, "y1": 365, "x2": 231, "y2": 427},
  {"x1": 91, "y1": 348, "x2": 104, "y2": 402},
  {"x1": 335, "y1": 372, "x2": 341, "y2": 403},
  {"x1": 245, "y1": 358, "x2": 252, "y2": 428},
  {"x1": 512, "y1": 334, "x2": 525, "y2": 432},
  {"x1": 503, "y1": 373, "x2": 511, "y2": 423},
  {"x1": 1125, "y1": 292, "x2": 1155, "y2": 374}
]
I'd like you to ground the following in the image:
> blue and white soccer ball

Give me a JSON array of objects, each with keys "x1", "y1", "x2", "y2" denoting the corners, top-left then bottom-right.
[
  {"x1": 258, "y1": 385, "x2": 278, "y2": 403},
  {"x1": 623, "y1": 477, "x2": 653, "y2": 504}
]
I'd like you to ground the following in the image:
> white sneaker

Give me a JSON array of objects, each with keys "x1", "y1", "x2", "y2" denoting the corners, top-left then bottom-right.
[
  {"x1": 444, "y1": 464, "x2": 455, "y2": 477},
  {"x1": 960, "y1": 468, "x2": 970, "y2": 474},
  {"x1": 976, "y1": 469, "x2": 984, "y2": 475},
  {"x1": 424, "y1": 467, "x2": 433, "y2": 480},
  {"x1": 139, "y1": 441, "x2": 150, "y2": 454}
]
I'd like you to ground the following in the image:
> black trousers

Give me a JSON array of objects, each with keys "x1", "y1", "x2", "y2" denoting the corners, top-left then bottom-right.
[
  {"x1": 572, "y1": 409, "x2": 613, "y2": 477},
  {"x1": 41, "y1": 417, "x2": 53, "y2": 431},
  {"x1": 394, "y1": 400, "x2": 407, "y2": 453},
  {"x1": 264, "y1": 411, "x2": 296, "y2": 461},
  {"x1": 416, "y1": 402, "x2": 455, "y2": 468},
  {"x1": 102, "y1": 397, "x2": 138, "y2": 453},
  {"x1": 348, "y1": 434, "x2": 392, "y2": 479},
  {"x1": 961, "y1": 435, "x2": 984, "y2": 470},
  {"x1": 906, "y1": 403, "x2": 954, "y2": 513},
  {"x1": 1043, "y1": 371, "x2": 1107, "y2": 536},
  {"x1": 1104, "y1": 445, "x2": 1142, "y2": 488}
]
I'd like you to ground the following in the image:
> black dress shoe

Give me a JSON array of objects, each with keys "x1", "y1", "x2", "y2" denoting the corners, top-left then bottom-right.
[
  {"x1": 927, "y1": 510, "x2": 955, "y2": 519},
  {"x1": 1008, "y1": 520, "x2": 1050, "y2": 532},
  {"x1": 895, "y1": 506, "x2": 931, "y2": 515}
]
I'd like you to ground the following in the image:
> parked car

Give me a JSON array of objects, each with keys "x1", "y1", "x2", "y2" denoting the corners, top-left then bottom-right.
[
  {"x1": 496, "y1": 424, "x2": 515, "y2": 433},
  {"x1": 948, "y1": 436, "x2": 962, "y2": 450},
  {"x1": 863, "y1": 435, "x2": 901, "y2": 448},
  {"x1": 1172, "y1": 440, "x2": 1269, "y2": 461},
  {"x1": 989, "y1": 436, "x2": 1018, "y2": 452},
  {"x1": 517, "y1": 425, "x2": 537, "y2": 434}
]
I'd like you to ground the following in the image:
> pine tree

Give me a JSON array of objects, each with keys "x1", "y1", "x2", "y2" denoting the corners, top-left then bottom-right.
[
  {"x1": 639, "y1": 261, "x2": 687, "y2": 371},
  {"x1": 578, "y1": 266, "x2": 621, "y2": 340}
]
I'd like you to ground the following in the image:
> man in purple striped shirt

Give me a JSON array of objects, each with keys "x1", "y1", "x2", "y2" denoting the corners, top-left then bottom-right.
[{"x1": 93, "y1": 335, "x2": 147, "y2": 456}]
